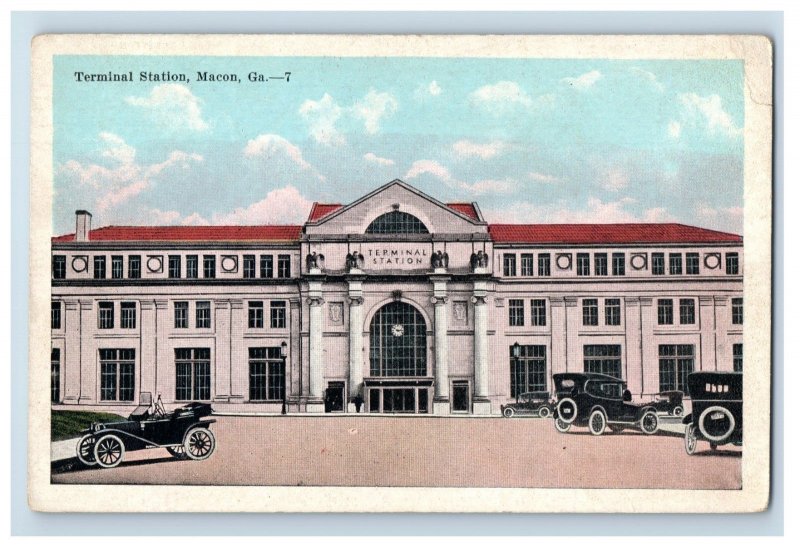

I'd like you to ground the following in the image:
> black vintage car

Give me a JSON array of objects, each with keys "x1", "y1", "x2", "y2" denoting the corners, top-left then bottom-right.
[
  {"x1": 552, "y1": 373, "x2": 660, "y2": 436},
  {"x1": 76, "y1": 393, "x2": 216, "y2": 468},
  {"x1": 651, "y1": 390, "x2": 685, "y2": 416},
  {"x1": 683, "y1": 371, "x2": 742, "y2": 455},
  {"x1": 501, "y1": 391, "x2": 554, "y2": 418}
]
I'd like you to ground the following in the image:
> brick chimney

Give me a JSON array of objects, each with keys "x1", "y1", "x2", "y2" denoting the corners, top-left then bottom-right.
[{"x1": 75, "y1": 210, "x2": 92, "y2": 242}]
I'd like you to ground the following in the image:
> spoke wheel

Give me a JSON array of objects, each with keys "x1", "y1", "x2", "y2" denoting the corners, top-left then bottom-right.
[
  {"x1": 684, "y1": 424, "x2": 698, "y2": 455},
  {"x1": 502, "y1": 407, "x2": 515, "y2": 418},
  {"x1": 589, "y1": 409, "x2": 607, "y2": 436},
  {"x1": 167, "y1": 445, "x2": 188, "y2": 459},
  {"x1": 93, "y1": 434, "x2": 125, "y2": 468},
  {"x1": 184, "y1": 427, "x2": 216, "y2": 460},
  {"x1": 640, "y1": 411, "x2": 659, "y2": 435},
  {"x1": 538, "y1": 406, "x2": 551, "y2": 419},
  {"x1": 76, "y1": 434, "x2": 97, "y2": 466},
  {"x1": 554, "y1": 418, "x2": 571, "y2": 433},
  {"x1": 673, "y1": 406, "x2": 684, "y2": 417}
]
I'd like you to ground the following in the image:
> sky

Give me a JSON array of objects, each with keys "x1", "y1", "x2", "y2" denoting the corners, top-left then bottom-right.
[{"x1": 52, "y1": 55, "x2": 745, "y2": 236}]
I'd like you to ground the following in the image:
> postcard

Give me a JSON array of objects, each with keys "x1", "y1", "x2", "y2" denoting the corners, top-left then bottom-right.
[{"x1": 29, "y1": 34, "x2": 772, "y2": 512}]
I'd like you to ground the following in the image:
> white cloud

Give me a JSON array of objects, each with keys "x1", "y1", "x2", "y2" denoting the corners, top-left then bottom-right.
[
  {"x1": 630, "y1": 67, "x2": 665, "y2": 92},
  {"x1": 363, "y1": 152, "x2": 395, "y2": 166},
  {"x1": 469, "y1": 81, "x2": 533, "y2": 108},
  {"x1": 602, "y1": 168, "x2": 630, "y2": 192},
  {"x1": 352, "y1": 89, "x2": 398, "y2": 134},
  {"x1": 211, "y1": 186, "x2": 313, "y2": 225},
  {"x1": 405, "y1": 159, "x2": 452, "y2": 181},
  {"x1": 452, "y1": 139, "x2": 506, "y2": 160},
  {"x1": 99, "y1": 132, "x2": 136, "y2": 164},
  {"x1": 299, "y1": 93, "x2": 344, "y2": 145},
  {"x1": 405, "y1": 159, "x2": 514, "y2": 196},
  {"x1": 528, "y1": 172, "x2": 560, "y2": 183},
  {"x1": 483, "y1": 196, "x2": 677, "y2": 224},
  {"x1": 694, "y1": 202, "x2": 744, "y2": 234},
  {"x1": 244, "y1": 134, "x2": 314, "y2": 172},
  {"x1": 125, "y1": 84, "x2": 208, "y2": 132},
  {"x1": 561, "y1": 70, "x2": 602, "y2": 89},
  {"x1": 668, "y1": 120, "x2": 682, "y2": 139},
  {"x1": 678, "y1": 93, "x2": 742, "y2": 138},
  {"x1": 428, "y1": 81, "x2": 442, "y2": 96}
]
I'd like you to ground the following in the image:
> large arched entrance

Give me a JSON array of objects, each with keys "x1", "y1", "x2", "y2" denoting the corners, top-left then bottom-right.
[{"x1": 365, "y1": 301, "x2": 431, "y2": 413}]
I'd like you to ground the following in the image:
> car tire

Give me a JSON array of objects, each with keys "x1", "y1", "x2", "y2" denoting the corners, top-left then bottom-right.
[
  {"x1": 184, "y1": 427, "x2": 216, "y2": 460},
  {"x1": 167, "y1": 445, "x2": 188, "y2": 459},
  {"x1": 639, "y1": 410, "x2": 659, "y2": 435},
  {"x1": 684, "y1": 424, "x2": 698, "y2": 455},
  {"x1": 588, "y1": 409, "x2": 607, "y2": 436},
  {"x1": 698, "y1": 406, "x2": 736, "y2": 443},
  {"x1": 554, "y1": 418, "x2": 572, "y2": 433},
  {"x1": 503, "y1": 407, "x2": 515, "y2": 418},
  {"x1": 556, "y1": 398, "x2": 578, "y2": 424},
  {"x1": 538, "y1": 406, "x2": 551, "y2": 419},
  {"x1": 93, "y1": 434, "x2": 125, "y2": 468},
  {"x1": 76, "y1": 434, "x2": 98, "y2": 466},
  {"x1": 673, "y1": 406, "x2": 684, "y2": 417}
]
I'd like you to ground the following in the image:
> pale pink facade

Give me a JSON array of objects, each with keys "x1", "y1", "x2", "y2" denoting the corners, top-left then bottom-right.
[{"x1": 50, "y1": 181, "x2": 744, "y2": 415}]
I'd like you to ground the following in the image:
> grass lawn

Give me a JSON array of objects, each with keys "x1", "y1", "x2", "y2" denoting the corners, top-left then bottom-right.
[{"x1": 51, "y1": 410, "x2": 125, "y2": 441}]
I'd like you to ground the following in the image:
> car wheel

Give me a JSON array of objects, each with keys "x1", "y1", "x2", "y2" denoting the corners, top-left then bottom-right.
[
  {"x1": 684, "y1": 424, "x2": 698, "y2": 455},
  {"x1": 589, "y1": 409, "x2": 607, "y2": 436},
  {"x1": 556, "y1": 398, "x2": 578, "y2": 424},
  {"x1": 698, "y1": 406, "x2": 735, "y2": 443},
  {"x1": 554, "y1": 418, "x2": 572, "y2": 433},
  {"x1": 673, "y1": 406, "x2": 684, "y2": 417},
  {"x1": 76, "y1": 434, "x2": 97, "y2": 466},
  {"x1": 538, "y1": 406, "x2": 551, "y2": 419},
  {"x1": 93, "y1": 434, "x2": 125, "y2": 468},
  {"x1": 639, "y1": 410, "x2": 659, "y2": 435},
  {"x1": 167, "y1": 445, "x2": 188, "y2": 459},
  {"x1": 503, "y1": 407, "x2": 515, "y2": 418},
  {"x1": 184, "y1": 427, "x2": 216, "y2": 460}
]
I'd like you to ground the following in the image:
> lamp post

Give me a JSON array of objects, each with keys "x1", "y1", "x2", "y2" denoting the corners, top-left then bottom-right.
[
  {"x1": 512, "y1": 342, "x2": 521, "y2": 403},
  {"x1": 280, "y1": 341, "x2": 288, "y2": 415}
]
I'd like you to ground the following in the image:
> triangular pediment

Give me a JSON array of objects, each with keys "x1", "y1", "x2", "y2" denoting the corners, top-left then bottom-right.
[{"x1": 304, "y1": 180, "x2": 487, "y2": 236}]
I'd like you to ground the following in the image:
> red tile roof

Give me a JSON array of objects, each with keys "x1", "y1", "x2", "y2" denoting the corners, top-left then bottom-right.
[
  {"x1": 488, "y1": 223, "x2": 742, "y2": 244},
  {"x1": 307, "y1": 203, "x2": 343, "y2": 222},
  {"x1": 446, "y1": 203, "x2": 480, "y2": 221},
  {"x1": 52, "y1": 225, "x2": 303, "y2": 243}
]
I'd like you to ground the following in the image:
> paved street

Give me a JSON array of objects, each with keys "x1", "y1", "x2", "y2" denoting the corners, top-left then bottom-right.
[{"x1": 52, "y1": 415, "x2": 741, "y2": 489}]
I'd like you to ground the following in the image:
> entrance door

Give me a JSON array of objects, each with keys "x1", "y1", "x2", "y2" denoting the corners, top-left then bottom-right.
[
  {"x1": 452, "y1": 381, "x2": 471, "y2": 413},
  {"x1": 324, "y1": 382, "x2": 345, "y2": 412}
]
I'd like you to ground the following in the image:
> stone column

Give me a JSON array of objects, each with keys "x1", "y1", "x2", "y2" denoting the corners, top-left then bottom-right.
[
  {"x1": 229, "y1": 299, "x2": 245, "y2": 402},
  {"x1": 550, "y1": 297, "x2": 567, "y2": 375},
  {"x1": 431, "y1": 274, "x2": 450, "y2": 415},
  {"x1": 289, "y1": 297, "x2": 302, "y2": 404},
  {"x1": 564, "y1": 297, "x2": 579, "y2": 373},
  {"x1": 307, "y1": 296, "x2": 325, "y2": 410},
  {"x1": 78, "y1": 299, "x2": 94, "y2": 403},
  {"x1": 62, "y1": 299, "x2": 81, "y2": 404},
  {"x1": 624, "y1": 297, "x2": 642, "y2": 396},
  {"x1": 472, "y1": 290, "x2": 491, "y2": 415},
  {"x1": 213, "y1": 300, "x2": 231, "y2": 403},
  {"x1": 347, "y1": 293, "x2": 364, "y2": 412},
  {"x1": 713, "y1": 296, "x2": 730, "y2": 371},
  {"x1": 639, "y1": 297, "x2": 655, "y2": 395},
  {"x1": 699, "y1": 296, "x2": 716, "y2": 372},
  {"x1": 139, "y1": 300, "x2": 157, "y2": 397},
  {"x1": 153, "y1": 299, "x2": 168, "y2": 401}
]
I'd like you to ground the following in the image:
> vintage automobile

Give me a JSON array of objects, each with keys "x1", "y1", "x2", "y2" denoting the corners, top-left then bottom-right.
[
  {"x1": 552, "y1": 372, "x2": 660, "y2": 436},
  {"x1": 651, "y1": 390, "x2": 685, "y2": 416},
  {"x1": 683, "y1": 371, "x2": 742, "y2": 455},
  {"x1": 76, "y1": 392, "x2": 216, "y2": 468},
  {"x1": 501, "y1": 391, "x2": 554, "y2": 418}
]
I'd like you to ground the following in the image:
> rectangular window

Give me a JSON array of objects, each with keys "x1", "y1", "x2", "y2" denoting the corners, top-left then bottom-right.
[
  {"x1": 538, "y1": 253, "x2": 551, "y2": 277},
  {"x1": 520, "y1": 253, "x2": 534, "y2": 276},
  {"x1": 733, "y1": 343, "x2": 743, "y2": 372},
  {"x1": 657, "y1": 299, "x2": 674, "y2": 325},
  {"x1": 93, "y1": 256, "x2": 106, "y2": 279},
  {"x1": 583, "y1": 345, "x2": 622, "y2": 379},
  {"x1": 111, "y1": 256, "x2": 123, "y2": 279},
  {"x1": 52, "y1": 255, "x2": 66, "y2": 279},
  {"x1": 732, "y1": 297, "x2": 744, "y2": 325},
  {"x1": 186, "y1": 255, "x2": 198, "y2": 279},
  {"x1": 51, "y1": 301, "x2": 61, "y2": 329},
  {"x1": 120, "y1": 302, "x2": 137, "y2": 329},
  {"x1": 248, "y1": 301, "x2": 264, "y2": 328},
  {"x1": 99, "y1": 348, "x2": 135, "y2": 402},
  {"x1": 248, "y1": 347, "x2": 285, "y2": 401},
  {"x1": 277, "y1": 254, "x2": 291, "y2": 278},
  {"x1": 508, "y1": 299, "x2": 524, "y2": 327},
  {"x1": 686, "y1": 253, "x2": 700, "y2": 275},
  {"x1": 576, "y1": 253, "x2": 590, "y2": 276},
  {"x1": 270, "y1": 301, "x2": 287, "y2": 328},
  {"x1": 175, "y1": 348, "x2": 211, "y2": 401},
  {"x1": 530, "y1": 299, "x2": 547, "y2": 327},
  {"x1": 658, "y1": 344, "x2": 695, "y2": 393},
  {"x1": 243, "y1": 255, "x2": 256, "y2": 278},
  {"x1": 203, "y1": 255, "x2": 216, "y2": 278},
  {"x1": 98, "y1": 302, "x2": 114, "y2": 329},
  {"x1": 510, "y1": 345, "x2": 547, "y2": 397},
  {"x1": 669, "y1": 253, "x2": 683, "y2": 275},
  {"x1": 128, "y1": 255, "x2": 141, "y2": 279},
  {"x1": 594, "y1": 253, "x2": 608, "y2": 276},
  {"x1": 260, "y1": 255, "x2": 274, "y2": 278},
  {"x1": 168, "y1": 255, "x2": 182, "y2": 278},
  {"x1": 174, "y1": 301, "x2": 189, "y2": 328},
  {"x1": 582, "y1": 298, "x2": 599, "y2": 326},
  {"x1": 652, "y1": 252, "x2": 665, "y2": 275},
  {"x1": 726, "y1": 252, "x2": 740, "y2": 275},
  {"x1": 196, "y1": 301, "x2": 211, "y2": 328},
  {"x1": 51, "y1": 348, "x2": 60, "y2": 403},
  {"x1": 612, "y1": 253, "x2": 625, "y2": 276},
  {"x1": 503, "y1": 254, "x2": 517, "y2": 277},
  {"x1": 679, "y1": 298, "x2": 696, "y2": 325},
  {"x1": 605, "y1": 298, "x2": 621, "y2": 326}
]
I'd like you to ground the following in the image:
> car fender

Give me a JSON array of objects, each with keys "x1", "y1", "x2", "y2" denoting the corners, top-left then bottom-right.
[
  {"x1": 637, "y1": 405, "x2": 658, "y2": 417},
  {"x1": 589, "y1": 405, "x2": 608, "y2": 419},
  {"x1": 682, "y1": 414, "x2": 693, "y2": 425}
]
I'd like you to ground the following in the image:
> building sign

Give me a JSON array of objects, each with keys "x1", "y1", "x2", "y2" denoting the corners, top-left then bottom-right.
[{"x1": 365, "y1": 246, "x2": 429, "y2": 268}]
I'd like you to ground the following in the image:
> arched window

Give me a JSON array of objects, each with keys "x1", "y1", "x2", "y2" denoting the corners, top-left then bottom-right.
[
  {"x1": 369, "y1": 302, "x2": 427, "y2": 376},
  {"x1": 365, "y1": 211, "x2": 429, "y2": 234}
]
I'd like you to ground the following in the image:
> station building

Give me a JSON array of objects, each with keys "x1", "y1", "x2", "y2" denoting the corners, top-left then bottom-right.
[{"x1": 50, "y1": 180, "x2": 744, "y2": 415}]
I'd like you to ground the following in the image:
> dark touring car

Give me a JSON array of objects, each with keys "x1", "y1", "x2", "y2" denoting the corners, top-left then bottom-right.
[
  {"x1": 683, "y1": 371, "x2": 742, "y2": 455},
  {"x1": 501, "y1": 391, "x2": 555, "y2": 418},
  {"x1": 76, "y1": 392, "x2": 216, "y2": 468}
]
